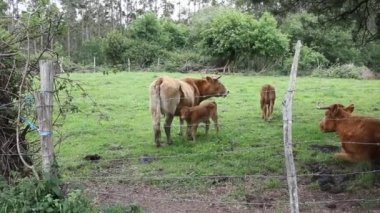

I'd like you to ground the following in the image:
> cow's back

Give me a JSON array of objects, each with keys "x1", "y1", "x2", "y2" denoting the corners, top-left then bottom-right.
[
  {"x1": 337, "y1": 116, "x2": 380, "y2": 161},
  {"x1": 150, "y1": 76, "x2": 196, "y2": 116},
  {"x1": 261, "y1": 84, "x2": 275, "y2": 105}
]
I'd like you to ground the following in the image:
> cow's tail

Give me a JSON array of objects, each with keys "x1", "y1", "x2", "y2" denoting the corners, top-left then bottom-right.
[
  {"x1": 150, "y1": 77, "x2": 164, "y2": 146},
  {"x1": 150, "y1": 78, "x2": 163, "y2": 126}
]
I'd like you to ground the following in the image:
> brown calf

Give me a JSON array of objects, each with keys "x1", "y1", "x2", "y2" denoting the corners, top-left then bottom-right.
[
  {"x1": 180, "y1": 101, "x2": 219, "y2": 142},
  {"x1": 260, "y1": 84, "x2": 276, "y2": 121},
  {"x1": 319, "y1": 103, "x2": 380, "y2": 162}
]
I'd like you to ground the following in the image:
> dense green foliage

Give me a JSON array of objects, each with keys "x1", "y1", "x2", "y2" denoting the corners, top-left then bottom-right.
[{"x1": 0, "y1": 177, "x2": 93, "y2": 212}]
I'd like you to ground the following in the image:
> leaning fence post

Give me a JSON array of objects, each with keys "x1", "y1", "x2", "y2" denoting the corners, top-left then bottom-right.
[
  {"x1": 35, "y1": 60, "x2": 59, "y2": 177},
  {"x1": 283, "y1": 40, "x2": 302, "y2": 213}
]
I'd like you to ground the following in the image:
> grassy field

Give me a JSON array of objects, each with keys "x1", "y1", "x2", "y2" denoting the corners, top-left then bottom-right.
[{"x1": 54, "y1": 71, "x2": 380, "y2": 210}]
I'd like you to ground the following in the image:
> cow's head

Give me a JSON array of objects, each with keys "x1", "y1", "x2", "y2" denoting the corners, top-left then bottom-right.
[
  {"x1": 319, "y1": 103, "x2": 354, "y2": 132},
  {"x1": 202, "y1": 76, "x2": 229, "y2": 98},
  {"x1": 180, "y1": 106, "x2": 191, "y2": 120}
]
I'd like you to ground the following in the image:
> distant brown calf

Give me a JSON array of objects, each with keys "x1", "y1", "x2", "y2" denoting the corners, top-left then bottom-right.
[
  {"x1": 319, "y1": 103, "x2": 380, "y2": 162},
  {"x1": 180, "y1": 101, "x2": 219, "y2": 142},
  {"x1": 260, "y1": 84, "x2": 276, "y2": 121}
]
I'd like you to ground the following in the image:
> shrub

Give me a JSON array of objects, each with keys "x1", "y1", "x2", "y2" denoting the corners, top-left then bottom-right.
[
  {"x1": 362, "y1": 40, "x2": 380, "y2": 73},
  {"x1": 162, "y1": 50, "x2": 207, "y2": 72},
  {"x1": 75, "y1": 38, "x2": 106, "y2": 66},
  {"x1": 282, "y1": 46, "x2": 328, "y2": 75},
  {"x1": 311, "y1": 64, "x2": 366, "y2": 79},
  {"x1": 104, "y1": 31, "x2": 129, "y2": 65},
  {"x1": 123, "y1": 39, "x2": 165, "y2": 69},
  {"x1": 281, "y1": 12, "x2": 363, "y2": 65},
  {"x1": 0, "y1": 177, "x2": 94, "y2": 212}
]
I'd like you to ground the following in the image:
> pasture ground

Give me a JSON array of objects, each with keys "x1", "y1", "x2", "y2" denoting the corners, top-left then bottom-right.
[{"x1": 53, "y1": 71, "x2": 380, "y2": 212}]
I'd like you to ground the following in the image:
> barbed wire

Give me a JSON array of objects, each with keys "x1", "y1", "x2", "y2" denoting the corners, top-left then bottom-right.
[
  {"x1": 90, "y1": 189, "x2": 290, "y2": 208},
  {"x1": 65, "y1": 169, "x2": 380, "y2": 183},
  {"x1": 87, "y1": 189, "x2": 380, "y2": 207},
  {"x1": 2, "y1": 138, "x2": 379, "y2": 158}
]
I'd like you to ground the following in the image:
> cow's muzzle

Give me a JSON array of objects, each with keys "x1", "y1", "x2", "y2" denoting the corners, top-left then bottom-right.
[{"x1": 221, "y1": 91, "x2": 229, "y2": 97}]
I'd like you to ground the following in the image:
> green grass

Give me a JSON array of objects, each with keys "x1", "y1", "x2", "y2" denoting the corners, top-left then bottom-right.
[{"x1": 54, "y1": 71, "x2": 380, "y2": 191}]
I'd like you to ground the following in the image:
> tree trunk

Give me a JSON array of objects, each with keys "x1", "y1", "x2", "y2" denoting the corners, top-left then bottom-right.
[{"x1": 67, "y1": 28, "x2": 71, "y2": 58}]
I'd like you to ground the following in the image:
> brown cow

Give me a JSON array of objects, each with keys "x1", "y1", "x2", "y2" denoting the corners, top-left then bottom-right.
[
  {"x1": 180, "y1": 101, "x2": 219, "y2": 142},
  {"x1": 319, "y1": 103, "x2": 380, "y2": 162},
  {"x1": 149, "y1": 76, "x2": 228, "y2": 147},
  {"x1": 260, "y1": 84, "x2": 276, "y2": 121}
]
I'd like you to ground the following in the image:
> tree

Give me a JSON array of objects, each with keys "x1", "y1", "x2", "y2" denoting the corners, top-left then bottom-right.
[
  {"x1": 127, "y1": 12, "x2": 162, "y2": 43},
  {"x1": 104, "y1": 30, "x2": 128, "y2": 65},
  {"x1": 281, "y1": 12, "x2": 362, "y2": 65},
  {"x1": 160, "y1": 18, "x2": 189, "y2": 50},
  {"x1": 236, "y1": 0, "x2": 380, "y2": 44},
  {"x1": 198, "y1": 8, "x2": 257, "y2": 72},
  {"x1": 196, "y1": 9, "x2": 288, "y2": 72}
]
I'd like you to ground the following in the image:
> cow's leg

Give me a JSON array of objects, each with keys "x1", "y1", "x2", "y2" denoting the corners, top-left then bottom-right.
[
  {"x1": 179, "y1": 118, "x2": 184, "y2": 136},
  {"x1": 205, "y1": 120, "x2": 210, "y2": 136},
  {"x1": 269, "y1": 102, "x2": 274, "y2": 120},
  {"x1": 164, "y1": 114, "x2": 174, "y2": 145},
  {"x1": 265, "y1": 105, "x2": 269, "y2": 121},
  {"x1": 153, "y1": 121, "x2": 161, "y2": 148},
  {"x1": 186, "y1": 124, "x2": 192, "y2": 140},
  {"x1": 152, "y1": 114, "x2": 161, "y2": 147},
  {"x1": 191, "y1": 124, "x2": 198, "y2": 142},
  {"x1": 211, "y1": 113, "x2": 219, "y2": 134},
  {"x1": 335, "y1": 151, "x2": 357, "y2": 162}
]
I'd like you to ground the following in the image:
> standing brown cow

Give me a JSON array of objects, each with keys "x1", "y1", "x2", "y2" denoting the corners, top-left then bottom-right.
[
  {"x1": 319, "y1": 103, "x2": 380, "y2": 162},
  {"x1": 180, "y1": 101, "x2": 219, "y2": 142},
  {"x1": 149, "y1": 76, "x2": 228, "y2": 147},
  {"x1": 260, "y1": 84, "x2": 276, "y2": 121}
]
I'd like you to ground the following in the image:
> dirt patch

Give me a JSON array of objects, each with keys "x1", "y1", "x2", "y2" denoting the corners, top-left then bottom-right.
[
  {"x1": 81, "y1": 179, "x2": 380, "y2": 212},
  {"x1": 303, "y1": 162, "x2": 353, "y2": 193},
  {"x1": 85, "y1": 182, "x2": 255, "y2": 213},
  {"x1": 310, "y1": 144, "x2": 340, "y2": 153},
  {"x1": 84, "y1": 154, "x2": 102, "y2": 161},
  {"x1": 76, "y1": 154, "x2": 380, "y2": 212}
]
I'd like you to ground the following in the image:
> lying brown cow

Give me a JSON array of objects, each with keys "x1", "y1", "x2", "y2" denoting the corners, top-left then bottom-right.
[
  {"x1": 260, "y1": 84, "x2": 276, "y2": 121},
  {"x1": 319, "y1": 103, "x2": 380, "y2": 162},
  {"x1": 180, "y1": 101, "x2": 219, "y2": 142},
  {"x1": 149, "y1": 76, "x2": 228, "y2": 147}
]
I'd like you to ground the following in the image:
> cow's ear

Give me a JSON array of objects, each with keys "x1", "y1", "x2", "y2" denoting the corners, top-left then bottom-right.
[
  {"x1": 345, "y1": 104, "x2": 354, "y2": 113},
  {"x1": 206, "y1": 76, "x2": 213, "y2": 82},
  {"x1": 330, "y1": 104, "x2": 340, "y2": 116}
]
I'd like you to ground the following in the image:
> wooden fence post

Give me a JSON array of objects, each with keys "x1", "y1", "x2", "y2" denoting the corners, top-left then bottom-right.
[
  {"x1": 35, "y1": 60, "x2": 58, "y2": 177},
  {"x1": 283, "y1": 40, "x2": 302, "y2": 213},
  {"x1": 93, "y1": 56, "x2": 96, "y2": 73},
  {"x1": 128, "y1": 58, "x2": 131, "y2": 72}
]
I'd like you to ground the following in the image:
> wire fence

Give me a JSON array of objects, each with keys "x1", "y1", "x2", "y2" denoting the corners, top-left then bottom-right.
[{"x1": 17, "y1": 62, "x2": 379, "y2": 212}]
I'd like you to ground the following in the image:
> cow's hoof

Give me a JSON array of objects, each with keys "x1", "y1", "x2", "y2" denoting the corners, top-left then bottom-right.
[{"x1": 167, "y1": 140, "x2": 173, "y2": 145}]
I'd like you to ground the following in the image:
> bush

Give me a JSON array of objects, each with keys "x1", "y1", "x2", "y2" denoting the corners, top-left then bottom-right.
[
  {"x1": 281, "y1": 12, "x2": 363, "y2": 65},
  {"x1": 75, "y1": 38, "x2": 106, "y2": 66},
  {"x1": 123, "y1": 39, "x2": 165, "y2": 69},
  {"x1": 162, "y1": 50, "x2": 206, "y2": 72},
  {"x1": 0, "y1": 177, "x2": 94, "y2": 212},
  {"x1": 311, "y1": 64, "x2": 366, "y2": 79},
  {"x1": 104, "y1": 31, "x2": 129, "y2": 65},
  {"x1": 282, "y1": 46, "x2": 328, "y2": 75},
  {"x1": 160, "y1": 18, "x2": 189, "y2": 50},
  {"x1": 362, "y1": 40, "x2": 380, "y2": 73}
]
